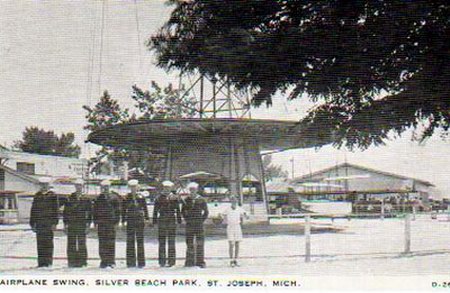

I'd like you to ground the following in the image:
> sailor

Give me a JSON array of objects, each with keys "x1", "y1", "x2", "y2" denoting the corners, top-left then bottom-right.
[
  {"x1": 29, "y1": 177, "x2": 59, "y2": 268},
  {"x1": 181, "y1": 182, "x2": 209, "y2": 268},
  {"x1": 122, "y1": 179, "x2": 149, "y2": 268},
  {"x1": 93, "y1": 180, "x2": 120, "y2": 268},
  {"x1": 153, "y1": 180, "x2": 182, "y2": 267},
  {"x1": 63, "y1": 178, "x2": 92, "y2": 267}
]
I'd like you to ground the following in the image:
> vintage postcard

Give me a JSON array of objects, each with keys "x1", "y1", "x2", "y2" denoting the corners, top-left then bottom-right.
[{"x1": 0, "y1": 1, "x2": 449, "y2": 291}]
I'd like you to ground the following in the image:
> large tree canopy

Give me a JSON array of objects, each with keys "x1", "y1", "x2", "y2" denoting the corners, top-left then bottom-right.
[
  {"x1": 14, "y1": 127, "x2": 80, "y2": 158},
  {"x1": 150, "y1": 0, "x2": 449, "y2": 149}
]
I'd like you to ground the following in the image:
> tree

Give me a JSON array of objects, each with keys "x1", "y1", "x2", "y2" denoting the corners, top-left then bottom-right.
[
  {"x1": 83, "y1": 90, "x2": 130, "y2": 132},
  {"x1": 149, "y1": 0, "x2": 449, "y2": 149},
  {"x1": 84, "y1": 82, "x2": 197, "y2": 178},
  {"x1": 262, "y1": 155, "x2": 289, "y2": 182},
  {"x1": 83, "y1": 90, "x2": 132, "y2": 174},
  {"x1": 14, "y1": 127, "x2": 80, "y2": 158},
  {"x1": 131, "y1": 82, "x2": 198, "y2": 120}
]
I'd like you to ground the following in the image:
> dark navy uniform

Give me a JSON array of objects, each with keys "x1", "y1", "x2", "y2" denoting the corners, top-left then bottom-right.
[
  {"x1": 30, "y1": 191, "x2": 59, "y2": 267},
  {"x1": 63, "y1": 193, "x2": 92, "y2": 267},
  {"x1": 181, "y1": 195, "x2": 209, "y2": 267},
  {"x1": 153, "y1": 193, "x2": 182, "y2": 267},
  {"x1": 122, "y1": 194, "x2": 149, "y2": 267},
  {"x1": 93, "y1": 193, "x2": 120, "y2": 268}
]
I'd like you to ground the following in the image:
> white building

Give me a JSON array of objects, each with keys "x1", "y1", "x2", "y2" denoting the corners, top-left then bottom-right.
[
  {"x1": 291, "y1": 163, "x2": 435, "y2": 201},
  {"x1": 0, "y1": 149, "x2": 87, "y2": 179},
  {"x1": 0, "y1": 150, "x2": 88, "y2": 223}
]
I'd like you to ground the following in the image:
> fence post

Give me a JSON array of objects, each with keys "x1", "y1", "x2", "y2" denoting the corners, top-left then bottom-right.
[
  {"x1": 305, "y1": 215, "x2": 311, "y2": 262},
  {"x1": 404, "y1": 213, "x2": 411, "y2": 254}
]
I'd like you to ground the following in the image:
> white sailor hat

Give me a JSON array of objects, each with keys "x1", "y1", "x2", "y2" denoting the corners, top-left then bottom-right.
[
  {"x1": 187, "y1": 182, "x2": 199, "y2": 189},
  {"x1": 38, "y1": 177, "x2": 52, "y2": 184},
  {"x1": 162, "y1": 180, "x2": 175, "y2": 187},
  {"x1": 74, "y1": 178, "x2": 84, "y2": 185},
  {"x1": 128, "y1": 179, "x2": 139, "y2": 186},
  {"x1": 100, "y1": 180, "x2": 111, "y2": 186}
]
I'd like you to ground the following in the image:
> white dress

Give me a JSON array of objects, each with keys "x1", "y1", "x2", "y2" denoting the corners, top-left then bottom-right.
[{"x1": 224, "y1": 207, "x2": 246, "y2": 242}]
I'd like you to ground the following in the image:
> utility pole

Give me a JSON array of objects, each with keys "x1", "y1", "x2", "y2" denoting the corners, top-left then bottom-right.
[{"x1": 290, "y1": 157, "x2": 295, "y2": 179}]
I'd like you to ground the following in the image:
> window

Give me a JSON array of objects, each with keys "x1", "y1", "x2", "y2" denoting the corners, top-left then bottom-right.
[{"x1": 16, "y1": 162, "x2": 35, "y2": 175}]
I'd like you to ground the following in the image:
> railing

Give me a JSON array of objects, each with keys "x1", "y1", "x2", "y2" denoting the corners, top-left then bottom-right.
[{"x1": 269, "y1": 210, "x2": 450, "y2": 263}]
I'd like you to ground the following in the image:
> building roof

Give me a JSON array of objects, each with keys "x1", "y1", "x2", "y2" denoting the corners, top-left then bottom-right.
[
  {"x1": 0, "y1": 149, "x2": 86, "y2": 162},
  {"x1": 0, "y1": 190, "x2": 20, "y2": 196},
  {"x1": 291, "y1": 163, "x2": 434, "y2": 187},
  {"x1": 265, "y1": 178, "x2": 294, "y2": 193},
  {"x1": 0, "y1": 164, "x2": 40, "y2": 184},
  {"x1": 0, "y1": 165, "x2": 77, "y2": 195}
]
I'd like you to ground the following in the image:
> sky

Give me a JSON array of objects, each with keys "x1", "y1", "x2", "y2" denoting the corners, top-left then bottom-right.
[{"x1": 0, "y1": 1, "x2": 448, "y2": 197}]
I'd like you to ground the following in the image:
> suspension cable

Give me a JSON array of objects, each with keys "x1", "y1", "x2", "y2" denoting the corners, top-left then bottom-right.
[
  {"x1": 134, "y1": 0, "x2": 143, "y2": 74},
  {"x1": 98, "y1": 0, "x2": 107, "y2": 96}
]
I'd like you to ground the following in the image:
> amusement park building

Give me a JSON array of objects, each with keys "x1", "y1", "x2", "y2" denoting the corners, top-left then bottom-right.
[
  {"x1": 0, "y1": 149, "x2": 87, "y2": 179},
  {"x1": 290, "y1": 163, "x2": 435, "y2": 201},
  {"x1": 0, "y1": 149, "x2": 88, "y2": 223}
]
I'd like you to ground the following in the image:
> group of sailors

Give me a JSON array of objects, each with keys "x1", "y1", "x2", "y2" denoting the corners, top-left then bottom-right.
[{"x1": 29, "y1": 177, "x2": 211, "y2": 269}]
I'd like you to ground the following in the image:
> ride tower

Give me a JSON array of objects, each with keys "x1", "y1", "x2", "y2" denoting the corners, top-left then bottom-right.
[{"x1": 88, "y1": 74, "x2": 321, "y2": 221}]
